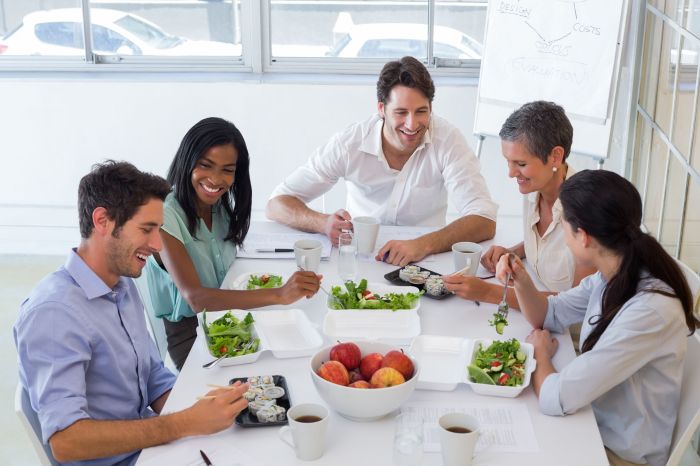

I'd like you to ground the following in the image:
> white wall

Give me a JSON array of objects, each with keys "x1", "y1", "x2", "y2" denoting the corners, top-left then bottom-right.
[{"x1": 0, "y1": 75, "x2": 628, "y2": 255}]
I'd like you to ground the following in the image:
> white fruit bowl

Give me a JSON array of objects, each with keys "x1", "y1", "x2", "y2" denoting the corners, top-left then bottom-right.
[{"x1": 309, "y1": 341, "x2": 419, "y2": 422}]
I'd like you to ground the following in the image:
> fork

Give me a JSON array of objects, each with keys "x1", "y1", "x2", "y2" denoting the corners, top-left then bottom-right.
[
  {"x1": 297, "y1": 265, "x2": 345, "y2": 309},
  {"x1": 497, "y1": 254, "x2": 512, "y2": 319}
]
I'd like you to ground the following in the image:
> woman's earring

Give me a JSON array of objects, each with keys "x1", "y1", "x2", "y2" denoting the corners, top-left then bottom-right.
[{"x1": 552, "y1": 166, "x2": 558, "y2": 172}]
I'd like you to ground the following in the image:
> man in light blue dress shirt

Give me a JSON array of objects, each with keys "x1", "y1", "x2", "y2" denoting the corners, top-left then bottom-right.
[{"x1": 14, "y1": 161, "x2": 250, "y2": 466}]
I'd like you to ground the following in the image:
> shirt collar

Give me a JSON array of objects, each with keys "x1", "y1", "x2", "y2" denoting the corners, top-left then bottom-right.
[
  {"x1": 65, "y1": 248, "x2": 125, "y2": 300},
  {"x1": 358, "y1": 113, "x2": 433, "y2": 157}
]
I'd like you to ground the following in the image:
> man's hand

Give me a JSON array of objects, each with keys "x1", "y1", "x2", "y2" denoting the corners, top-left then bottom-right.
[
  {"x1": 526, "y1": 329, "x2": 559, "y2": 359},
  {"x1": 276, "y1": 271, "x2": 322, "y2": 304},
  {"x1": 322, "y1": 209, "x2": 352, "y2": 245},
  {"x1": 375, "y1": 238, "x2": 429, "y2": 266},
  {"x1": 442, "y1": 274, "x2": 492, "y2": 301},
  {"x1": 183, "y1": 381, "x2": 250, "y2": 436},
  {"x1": 481, "y1": 245, "x2": 511, "y2": 273}
]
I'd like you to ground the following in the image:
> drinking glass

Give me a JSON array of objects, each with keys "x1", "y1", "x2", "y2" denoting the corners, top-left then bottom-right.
[
  {"x1": 392, "y1": 413, "x2": 424, "y2": 466},
  {"x1": 337, "y1": 232, "x2": 357, "y2": 282}
]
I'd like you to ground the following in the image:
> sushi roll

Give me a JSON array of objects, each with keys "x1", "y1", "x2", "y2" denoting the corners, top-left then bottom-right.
[
  {"x1": 271, "y1": 404, "x2": 287, "y2": 421},
  {"x1": 243, "y1": 386, "x2": 263, "y2": 402},
  {"x1": 425, "y1": 276, "x2": 445, "y2": 296},
  {"x1": 399, "y1": 265, "x2": 421, "y2": 282},
  {"x1": 260, "y1": 375, "x2": 275, "y2": 385},
  {"x1": 255, "y1": 407, "x2": 278, "y2": 423},
  {"x1": 248, "y1": 398, "x2": 276, "y2": 416},
  {"x1": 247, "y1": 376, "x2": 261, "y2": 386}
]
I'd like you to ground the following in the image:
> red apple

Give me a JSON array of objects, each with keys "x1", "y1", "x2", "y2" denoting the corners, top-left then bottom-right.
[
  {"x1": 348, "y1": 380, "x2": 371, "y2": 389},
  {"x1": 330, "y1": 341, "x2": 361, "y2": 370},
  {"x1": 360, "y1": 352, "x2": 384, "y2": 380},
  {"x1": 370, "y1": 367, "x2": 406, "y2": 388},
  {"x1": 317, "y1": 360, "x2": 350, "y2": 386},
  {"x1": 348, "y1": 368, "x2": 366, "y2": 384},
  {"x1": 381, "y1": 349, "x2": 414, "y2": 379}
]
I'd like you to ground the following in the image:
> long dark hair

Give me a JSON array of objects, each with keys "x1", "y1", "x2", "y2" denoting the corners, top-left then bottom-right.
[
  {"x1": 559, "y1": 170, "x2": 695, "y2": 353},
  {"x1": 167, "y1": 117, "x2": 252, "y2": 245}
]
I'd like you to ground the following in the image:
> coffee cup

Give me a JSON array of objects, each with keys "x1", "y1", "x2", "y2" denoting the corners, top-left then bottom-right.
[
  {"x1": 294, "y1": 239, "x2": 322, "y2": 273},
  {"x1": 438, "y1": 413, "x2": 480, "y2": 466},
  {"x1": 451, "y1": 242, "x2": 483, "y2": 276},
  {"x1": 352, "y1": 216, "x2": 380, "y2": 255},
  {"x1": 278, "y1": 403, "x2": 329, "y2": 461}
]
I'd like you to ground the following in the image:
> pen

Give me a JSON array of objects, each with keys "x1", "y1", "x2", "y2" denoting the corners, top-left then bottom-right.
[
  {"x1": 200, "y1": 449, "x2": 213, "y2": 466},
  {"x1": 255, "y1": 248, "x2": 293, "y2": 253}
]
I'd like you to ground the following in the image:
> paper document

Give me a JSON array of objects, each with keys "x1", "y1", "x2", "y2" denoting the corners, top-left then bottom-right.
[
  {"x1": 136, "y1": 432, "x2": 268, "y2": 466},
  {"x1": 237, "y1": 232, "x2": 332, "y2": 260},
  {"x1": 402, "y1": 401, "x2": 539, "y2": 453}
]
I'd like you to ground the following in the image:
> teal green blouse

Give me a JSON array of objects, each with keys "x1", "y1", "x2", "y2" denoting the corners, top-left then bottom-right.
[{"x1": 144, "y1": 192, "x2": 237, "y2": 322}]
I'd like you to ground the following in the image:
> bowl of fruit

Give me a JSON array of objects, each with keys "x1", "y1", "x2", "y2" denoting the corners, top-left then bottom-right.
[{"x1": 309, "y1": 341, "x2": 419, "y2": 421}]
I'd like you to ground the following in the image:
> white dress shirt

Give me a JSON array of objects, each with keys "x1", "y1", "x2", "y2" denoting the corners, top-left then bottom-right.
[
  {"x1": 269, "y1": 113, "x2": 498, "y2": 226},
  {"x1": 522, "y1": 166, "x2": 577, "y2": 292},
  {"x1": 539, "y1": 272, "x2": 688, "y2": 466}
]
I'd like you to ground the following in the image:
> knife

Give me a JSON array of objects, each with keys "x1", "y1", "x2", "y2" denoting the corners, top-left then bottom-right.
[
  {"x1": 255, "y1": 248, "x2": 293, "y2": 253},
  {"x1": 200, "y1": 449, "x2": 213, "y2": 466}
]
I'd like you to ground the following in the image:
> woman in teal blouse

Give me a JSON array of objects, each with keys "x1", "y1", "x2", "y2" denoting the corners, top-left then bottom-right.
[{"x1": 145, "y1": 117, "x2": 321, "y2": 369}]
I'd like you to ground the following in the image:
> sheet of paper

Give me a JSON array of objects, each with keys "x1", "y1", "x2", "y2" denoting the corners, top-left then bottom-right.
[
  {"x1": 137, "y1": 432, "x2": 268, "y2": 466},
  {"x1": 401, "y1": 401, "x2": 540, "y2": 453},
  {"x1": 237, "y1": 231, "x2": 332, "y2": 260}
]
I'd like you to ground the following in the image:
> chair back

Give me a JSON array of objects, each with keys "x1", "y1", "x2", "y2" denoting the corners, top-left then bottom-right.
[
  {"x1": 14, "y1": 384, "x2": 58, "y2": 466},
  {"x1": 132, "y1": 275, "x2": 169, "y2": 363},
  {"x1": 667, "y1": 332, "x2": 700, "y2": 466},
  {"x1": 676, "y1": 260, "x2": 700, "y2": 319}
]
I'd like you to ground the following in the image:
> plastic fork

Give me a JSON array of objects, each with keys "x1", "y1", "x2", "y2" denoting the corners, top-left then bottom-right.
[{"x1": 497, "y1": 254, "x2": 512, "y2": 319}]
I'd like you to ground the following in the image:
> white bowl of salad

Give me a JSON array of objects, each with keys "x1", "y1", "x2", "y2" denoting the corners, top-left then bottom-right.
[
  {"x1": 327, "y1": 279, "x2": 423, "y2": 312},
  {"x1": 228, "y1": 272, "x2": 285, "y2": 291},
  {"x1": 200, "y1": 310, "x2": 263, "y2": 366},
  {"x1": 465, "y1": 338, "x2": 536, "y2": 398}
]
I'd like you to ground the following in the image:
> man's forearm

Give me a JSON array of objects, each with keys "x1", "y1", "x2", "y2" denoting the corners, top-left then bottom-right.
[
  {"x1": 417, "y1": 215, "x2": 496, "y2": 256},
  {"x1": 266, "y1": 195, "x2": 327, "y2": 233},
  {"x1": 50, "y1": 412, "x2": 190, "y2": 463}
]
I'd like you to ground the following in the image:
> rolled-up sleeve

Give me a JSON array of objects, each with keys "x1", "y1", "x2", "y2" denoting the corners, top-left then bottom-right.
[
  {"x1": 269, "y1": 134, "x2": 346, "y2": 203},
  {"x1": 539, "y1": 373, "x2": 565, "y2": 415},
  {"x1": 146, "y1": 337, "x2": 176, "y2": 406},
  {"x1": 440, "y1": 130, "x2": 498, "y2": 221},
  {"x1": 14, "y1": 302, "x2": 93, "y2": 442}
]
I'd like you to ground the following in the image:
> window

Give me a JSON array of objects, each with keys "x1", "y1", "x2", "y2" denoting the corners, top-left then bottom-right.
[{"x1": 0, "y1": 1, "x2": 486, "y2": 75}]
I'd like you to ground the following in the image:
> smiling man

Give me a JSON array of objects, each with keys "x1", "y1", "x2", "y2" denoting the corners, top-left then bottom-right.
[
  {"x1": 14, "y1": 161, "x2": 249, "y2": 465},
  {"x1": 266, "y1": 56, "x2": 497, "y2": 265}
]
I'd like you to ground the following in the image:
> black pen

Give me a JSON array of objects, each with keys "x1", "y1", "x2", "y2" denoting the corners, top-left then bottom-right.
[
  {"x1": 255, "y1": 248, "x2": 294, "y2": 253},
  {"x1": 200, "y1": 449, "x2": 213, "y2": 466}
]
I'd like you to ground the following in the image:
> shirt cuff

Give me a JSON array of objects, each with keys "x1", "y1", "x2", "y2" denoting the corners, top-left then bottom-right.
[
  {"x1": 543, "y1": 295, "x2": 566, "y2": 334},
  {"x1": 538, "y1": 372, "x2": 565, "y2": 416},
  {"x1": 39, "y1": 397, "x2": 91, "y2": 443}
]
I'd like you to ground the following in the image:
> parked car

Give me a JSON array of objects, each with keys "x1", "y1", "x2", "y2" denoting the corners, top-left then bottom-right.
[
  {"x1": 0, "y1": 8, "x2": 240, "y2": 56},
  {"x1": 326, "y1": 23, "x2": 482, "y2": 59}
]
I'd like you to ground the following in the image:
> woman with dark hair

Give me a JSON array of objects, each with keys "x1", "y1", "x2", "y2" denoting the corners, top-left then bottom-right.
[
  {"x1": 497, "y1": 170, "x2": 696, "y2": 466},
  {"x1": 145, "y1": 117, "x2": 321, "y2": 370}
]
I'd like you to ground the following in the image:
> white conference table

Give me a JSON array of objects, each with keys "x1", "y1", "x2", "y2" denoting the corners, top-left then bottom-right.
[{"x1": 137, "y1": 221, "x2": 607, "y2": 466}]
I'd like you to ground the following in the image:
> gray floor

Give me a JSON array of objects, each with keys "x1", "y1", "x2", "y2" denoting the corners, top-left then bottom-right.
[{"x1": 1, "y1": 254, "x2": 65, "y2": 466}]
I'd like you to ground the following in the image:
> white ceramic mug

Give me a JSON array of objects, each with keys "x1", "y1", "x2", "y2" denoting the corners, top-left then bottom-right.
[
  {"x1": 278, "y1": 403, "x2": 329, "y2": 461},
  {"x1": 352, "y1": 216, "x2": 380, "y2": 255},
  {"x1": 451, "y1": 242, "x2": 483, "y2": 276},
  {"x1": 294, "y1": 239, "x2": 322, "y2": 273},
  {"x1": 438, "y1": 413, "x2": 480, "y2": 466}
]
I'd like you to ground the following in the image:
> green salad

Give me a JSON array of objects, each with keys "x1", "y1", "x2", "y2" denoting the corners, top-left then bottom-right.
[
  {"x1": 246, "y1": 273, "x2": 283, "y2": 290},
  {"x1": 489, "y1": 312, "x2": 508, "y2": 335},
  {"x1": 203, "y1": 311, "x2": 260, "y2": 357},
  {"x1": 330, "y1": 279, "x2": 423, "y2": 311},
  {"x1": 467, "y1": 338, "x2": 527, "y2": 387}
]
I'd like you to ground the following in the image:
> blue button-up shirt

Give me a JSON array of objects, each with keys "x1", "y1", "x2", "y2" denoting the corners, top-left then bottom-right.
[
  {"x1": 540, "y1": 272, "x2": 687, "y2": 466},
  {"x1": 14, "y1": 250, "x2": 176, "y2": 466}
]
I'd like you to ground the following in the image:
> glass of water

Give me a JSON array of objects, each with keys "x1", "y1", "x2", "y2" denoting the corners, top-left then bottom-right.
[
  {"x1": 337, "y1": 231, "x2": 357, "y2": 282},
  {"x1": 393, "y1": 412, "x2": 424, "y2": 466}
]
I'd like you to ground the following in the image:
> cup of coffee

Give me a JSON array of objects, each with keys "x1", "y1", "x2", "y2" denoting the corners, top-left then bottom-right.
[
  {"x1": 438, "y1": 413, "x2": 480, "y2": 466},
  {"x1": 278, "y1": 403, "x2": 329, "y2": 461},
  {"x1": 451, "y1": 242, "x2": 483, "y2": 276},
  {"x1": 294, "y1": 239, "x2": 323, "y2": 273},
  {"x1": 352, "y1": 216, "x2": 380, "y2": 256}
]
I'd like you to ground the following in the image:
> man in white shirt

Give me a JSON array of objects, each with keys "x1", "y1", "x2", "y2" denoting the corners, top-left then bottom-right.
[{"x1": 266, "y1": 56, "x2": 498, "y2": 266}]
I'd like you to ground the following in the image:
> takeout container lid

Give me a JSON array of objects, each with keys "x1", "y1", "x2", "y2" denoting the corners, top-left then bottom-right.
[
  {"x1": 200, "y1": 309, "x2": 323, "y2": 366},
  {"x1": 408, "y1": 335, "x2": 536, "y2": 397}
]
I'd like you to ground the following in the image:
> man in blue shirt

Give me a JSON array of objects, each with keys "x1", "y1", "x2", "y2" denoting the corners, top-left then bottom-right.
[{"x1": 14, "y1": 161, "x2": 249, "y2": 466}]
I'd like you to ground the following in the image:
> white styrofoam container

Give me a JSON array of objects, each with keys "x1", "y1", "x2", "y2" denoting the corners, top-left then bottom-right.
[
  {"x1": 409, "y1": 335, "x2": 536, "y2": 397},
  {"x1": 201, "y1": 309, "x2": 322, "y2": 366},
  {"x1": 223, "y1": 271, "x2": 286, "y2": 291},
  {"x1": 322, "y1": 310, "x2": 421, "y2": 345},
  {"x1": 326, "y1": 282, "x2": 421, "y2": 313}
]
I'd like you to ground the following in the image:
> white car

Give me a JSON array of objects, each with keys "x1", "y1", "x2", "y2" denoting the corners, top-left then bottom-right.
[
  {"x1": 326, "y1": 23, "x2": 482, "y2": 59},
  {"x1": 0, "y1": 8, "x2": 240, "y2": 56}
]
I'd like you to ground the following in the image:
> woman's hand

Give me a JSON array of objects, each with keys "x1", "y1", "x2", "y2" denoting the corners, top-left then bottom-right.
[
  {"x1": 276, "y1": 271, "x2": 322, "y2": 304},
  {"x1": 481, "y1": 245, "x2": 510, "y2": 273},
  {"x1": 442, "y1": 274, "x2": 492, "y2": 301},
  {"x1": 526, "y1": 329, "x2": 559, "y2": 360},
  {"x1": 495, "y1": 253, "x2": 529, "y2": 286}
]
